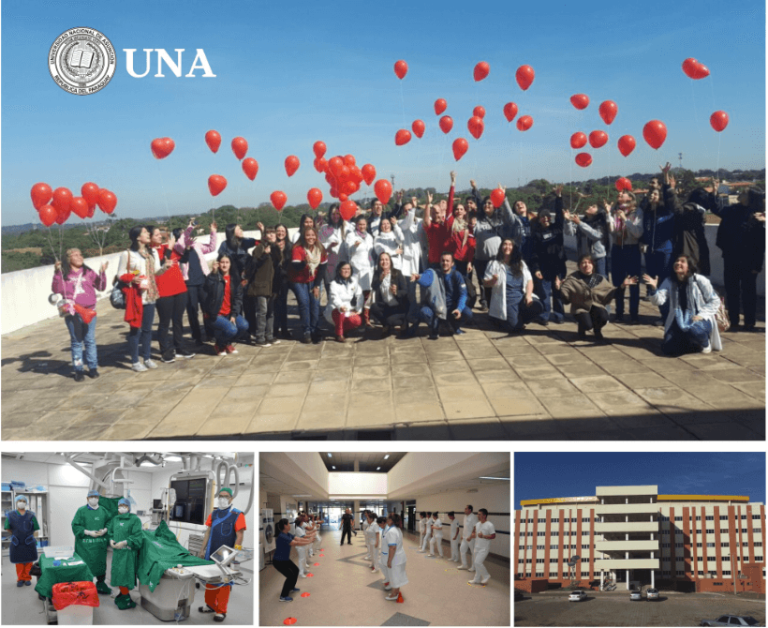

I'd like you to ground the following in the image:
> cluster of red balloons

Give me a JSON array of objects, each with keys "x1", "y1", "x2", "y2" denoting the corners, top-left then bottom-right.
[
  {"x1": 203, "y1": 130, "x2": 261, "y2": 192},
  {"x1": 32, "y1": 182, "x2": 117, "y2": 227}
]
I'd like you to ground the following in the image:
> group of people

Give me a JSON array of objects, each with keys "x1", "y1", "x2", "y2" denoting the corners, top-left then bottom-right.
[{"x1": 51, "y1": 168, "x2": 765, "y2": 379}]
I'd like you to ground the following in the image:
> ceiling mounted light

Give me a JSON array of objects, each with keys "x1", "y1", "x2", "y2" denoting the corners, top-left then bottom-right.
[
  {"x1": 377, "y1": 467, "x2": 381, "y2": 470},
  {"x1": 384, "y1": 455, "x2": 390, "y2": 460},
  {"x1": 327, "y1": 453, "x2": 332, "y2": 458},
  {"x1": 332, "y1": 466, "x2": 336, "y2": 469},
  {"x1": 478, "y1": 476, "x2": 510, "y2": 481}
]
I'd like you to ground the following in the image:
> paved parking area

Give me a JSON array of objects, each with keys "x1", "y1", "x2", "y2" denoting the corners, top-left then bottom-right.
[
  {"x1": 515, "y1": 590, "x2": 766, "y2": 626},
  {"x1": 2, "y1": 264, "x2": 764, "y2": 440}
]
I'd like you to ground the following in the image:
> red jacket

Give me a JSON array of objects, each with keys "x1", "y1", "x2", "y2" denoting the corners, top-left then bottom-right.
[{"x1": 153, "y1": 245, "x2": 187, "y2": 297}]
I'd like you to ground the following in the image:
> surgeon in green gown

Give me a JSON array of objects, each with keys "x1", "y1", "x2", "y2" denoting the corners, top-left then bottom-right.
[
  {"x1": 71, "y1": 490, "x2": 113, "y2": 594},
  {"x1": 108, "y1": 497, "x2": 143, "y2": 610}
]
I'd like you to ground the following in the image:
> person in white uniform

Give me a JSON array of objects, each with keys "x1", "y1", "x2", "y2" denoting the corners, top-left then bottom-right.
[
  {"x1": 468, "y1": 508, "x2": 496, "y2": 585},
  {"x1": 458, "y1": 504, "x2": 478, "y2": 571},
  {"x1": 303, "y1": 516, "x2": 316, "y2": 558},
  {"x1": 382, "y1": 513, "x2": 408, "y2": 602},
  {"x1": 428, "y1": 512, "x2": 444, "y2": 558},
  {"x1": 418, "y1": 512, "x2": 432, "y2": 553},
  {"x1": 312, "y1": 514, "x2": 323, "y2": 554},
  {"x1": 417, "y1": 512, "x2": 426, "y2": 550},
  {"x1": 294, "y1": 515, "x2": 314, "y2": 577},
  {"x1": 448, "y1": 511, "x2": 460, "y2": 562},
  {"x1": 374, "y1": 516, "x2": 386, "y2": 576},
  {"x1": 362, "y1": 511, "x2": 372, "y2": 560},
  {"x1": 365, "y1": 513, "x2": 379, "y2": 572}
]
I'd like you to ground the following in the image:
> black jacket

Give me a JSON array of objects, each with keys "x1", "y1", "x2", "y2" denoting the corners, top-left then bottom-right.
[
  {"x1": 714, "y1": 202, "x2": 766, "y2": 272},
  {"x1": 201, "y1": 271, "x2": 243, "y2": 319},
  {"x1": 218, "y1": 237, "x2": 258, "y2": 280},
  {"x1": 371, "y1": 268, "x2": 409, "y2": 308},
  {"x1": 667, "y1": 187, "x2": 711, "y2": 275},
  {"x1": 530, "y1": 196, "x2": 567, "y2": 279}
]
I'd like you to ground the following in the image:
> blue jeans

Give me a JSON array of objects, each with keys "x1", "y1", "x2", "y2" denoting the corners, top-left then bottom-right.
[
  {"x1": 65, "y1": 315, "x2": 98, "y2": 372},
  {"x1": 506, "y1": 299, "x2": 545, "y2": 330},
  {"x1": 611, "y1": 246, "x2": 641, "y2": 318},
  {"x1": 418, "y1": 305, "x2": 473, "y2": 334},
  {"x1": 212, "y1": 315, "x2": 249, "y2": 345},
  {"x1": 290, "y1": 282, "x2": 320, "y2": 337},
  {"x1": 645, "y1": 249, "x2": 672, "y2": 320},
  {"x1": 537, "y1": 277, "x2": 564, "y2": 323},
  {"x1": 128, "y1": 303, "x2": 156, "y2": 364},
  {"x1": 662, "y1": 318, "x2": 712, "y2": 356}
]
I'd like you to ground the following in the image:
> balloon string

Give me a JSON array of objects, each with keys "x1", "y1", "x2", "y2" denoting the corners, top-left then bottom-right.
[
  {"x1": 716, "y1": 132, "x2": 721, "y2": 180},
  {"x1": 689, "y1": 78, "x2": 708, "y2": 164},
  {"x1": 399, "y1": 81, "x2": 406, "y2": 130}
]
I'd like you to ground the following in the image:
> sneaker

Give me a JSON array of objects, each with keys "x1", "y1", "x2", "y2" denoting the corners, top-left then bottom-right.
[
  {"x1": 226, "y1": 345, "x2": 238, "y2": 354},
  {"x1": 161, "y1": 354, "x2": 176, "y2": 364},
  {"x1": 254, "y1": 339, "x2": 272, "y2": 347},
  {"x1": 88, "y1": 369, "x2": 100, "y2": 379},
  {"x1": 132, "y1": 362, "x2": 148, "y2": 373},
  {"x1": 428, "y1": 333, "x2": 439, "y2": 341},
  {"x1": 614, "y1": 313, "x2": 625, "y2": 323},
  {"x1": 384, "y1": 585, "x2": 392, "y2": 591},
  {"x1": 177, "y1": 349, "x2": 196, "y2": 359},
  {"x1": 629, "y1": 316, "x2": 640, "y2": 325},
  {"x1": 481, "y1": 575, "x2": 491, "y2": 584},
  {"x1": 267, "y1": 338, "x2": 281, "y2": 345},
  {"x1": 426, "y1": 554, "x2": 435, "y2": 558},
  {"x1": 701, "y1": 342, "x2": 712, "y2": 354},
  {"x1": 652, "y1": 318, "x2": 665, "y2": 327},
  {"x1": 385, "y1": 594, "x2": 398, "y2": 601},
  {"x1": 214, "y1": 613, "x2": 226, "y2": 622},
  {"x1": 279, "y1": 596, "x2": 293, "y2": 602},
  {"x1": 457, "y1": 566, "x2": 468, "y2": 570},
  {"x1": 302, "y1": 334, "x2": 312, "y2": 344},
  {"x1": 144, "y1": 359, "x2": 159, "y2": 369},
  {"x1": 214, "y1": 344, "x2": 227, "y2": 356},
  {"x1": 468, "y1": 580, "x2": 479, "y2": 585},
  {"x1": 291, "y1": 588, "x2": 300, "y2": 593},
  {"x1": 74, "y1": 371, "x2": 85, "y2": 382},
  {"x1": 300, "y1": 574, "x2": 307, "y2": 578},
  {"x1": 24, "y1": 580, "x2": 31, "y2": 586},
  {"x1": 454, "y1": 328, "x2": 466, "y2": 335},
  {"x1": 16, "y1": 581, "x2": 24, "y2": 588},
  {"x1": 468, "y1": 568, "x2": 476, "y2": 572},
  {"x1": 195, "y1": 338, "x2": 205, "y2": 347},
  {"x1": 336, "y1": 335, "x2": 347, "y2": 343}
]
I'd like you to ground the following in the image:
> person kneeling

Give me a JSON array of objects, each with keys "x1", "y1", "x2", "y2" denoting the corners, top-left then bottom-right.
[
  {"x1": 202, "y1": 254, "x2": 249, "y2": 356},
  {"x1": 325, "y1": 262, "x2": 365, "y2": 343},
  {"x1": 644, "y1": 255, "x2": 722, "y2": 356}
]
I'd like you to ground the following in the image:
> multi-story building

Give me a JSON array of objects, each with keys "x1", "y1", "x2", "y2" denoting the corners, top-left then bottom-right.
[{"x1": 514, "y1": 485, "x2": 765, "y2": 593}]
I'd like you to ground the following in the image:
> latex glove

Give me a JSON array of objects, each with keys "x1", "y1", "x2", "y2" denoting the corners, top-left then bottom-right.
[
  {"x1": 109, "y1": 540, "x2": 116, "y2": 548},
  {"x1": 97, "y1": 528, "x2": 107, "y2": 537},
  {"x1": 116, "y1": 540, "x2": 128, "y2": 549},
  {"x1": 84, "y1": 530, "x2": 96, "y2": 537}
]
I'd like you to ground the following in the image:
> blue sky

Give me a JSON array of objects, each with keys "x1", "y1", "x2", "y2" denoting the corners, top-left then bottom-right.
[
  {"x1": 514, "y1": 453, "x2": 766, "y2": 507},
  {"x1": 2, "y1": 0, "x2": 765, "y2": 226}
]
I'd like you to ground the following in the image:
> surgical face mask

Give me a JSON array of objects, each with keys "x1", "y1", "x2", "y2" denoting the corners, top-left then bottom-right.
[
  {"x1": 218, "y1": 498, "x2": 231, "y2": 509},
  {"x1": 118, "y1": 507, "x2": 129, "y2": 515},
  {"x1": 17, "y1": 502, "x2": 26, "y2": 511},
  {"x1": 88, "y1": 498, "x2": 99, "y2": 508}
]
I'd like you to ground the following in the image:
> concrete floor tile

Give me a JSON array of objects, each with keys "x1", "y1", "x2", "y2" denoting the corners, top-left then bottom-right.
[
  {"x1": 487, "y1": 394, "x2": 548, "y2": 417},
  {"x1": 218, "y1": 385, "x2": 269, "y2": 402},
  {"x1": 466, "y1": 357, "x2": 512, "y2": 372},
  {"x1": 392, "y1": 374, "x2": 434, "y2": 390},
  {"x1": 538, "y1": 395, "x2": 606, "y2": 419},
  {"x1": 274, "y1": 370, "x2": 313, "y2": 384},
  {"x1": 588, "y1": 390, "x2": 657, "y2": 416},
  {"x1": 309, "y1": 378, "x2": 350, "y2": 394},
  {"x1": 296, "y1": 394, "x2": 348, "y2": 430},
  {"x1": 395, "y1": 402, "x2": 445, "y2": 423},
  {"x1": 704, "y1": 366, "x2": 765, "y2": 383},
  {"x1": 265, "y1": 382, "x2": 311, "y2": 397},
  {"x1": 348, "y1": 397, "x2": 396, "y2": 426},
  {"x1": 394, "y1": 386, "x2": 439, "y2": 404},
  {"x1": 570, "y1": 375, "x2": 629, "y2": 394},
  {"x1": 391, "y1": 352, "x2": 427, "y2": 366},
  {"x1": 233, "y1": 371, "x2": 276, "y2": 387},
  {"x1": 587, "y1": 358, "x2": 654, "y2": 375},
  {"x1": 556, "y1": 362, "x2": 607, "y2": 378},
  {"x1": 436, "y1": 384, "x2": 483, "y2": 401},
  {"x1": 351, "y1": 377, "x2": 392, "y2": 392},
  {"x1": 633, "y1": 387, "x2": 716, "y2": 419},
  {"x1": 512, "y1": 365, "x2": 564, "y2": 379},
  {"x1": 620, "y1": 372, "x2": 688, "y2": 389},
  {"x1": 442, "y1": 397, "x2": 495, "y2": 419},
  {"x1": 352, "y1": 365, "x2": 390, "y2": 379},
  {"x1": 684, "y1": 384, "x2": 764, "y2": 410},
  {"x1": 730, "y1": 381, "x2": 767, "y2": 400}
]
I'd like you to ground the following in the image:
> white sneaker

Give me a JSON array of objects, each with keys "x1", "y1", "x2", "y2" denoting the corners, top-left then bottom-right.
[
  {"x1": 384, "y1": 585, "x2": 392, "y2": 591},
  {"x1": 426, "y1": 554, "x2": 435, "y2": 558},
  {"x1": 469, "y1": 568, "x2": 476, "y2": 572},
  {"x1": 417, "y1": 550, "x2": 426, "y2": 553},
  {"x1": 144, "y1": 359, "x2": 159, "y2": 369},
  {"x1": 132, "y1": 362, "x2": 147, "y2": 372},
  {"x1": 300, "y1": 574, "x2": 307, "y2": 578},
  {"x1": 701, "y1": 342, "x2": 712, "y2": 354},
  {"x1": 457, "y1": 566, "x2": 468, "y2": 570},
  {"x1": 481, "y1": 575, "x2": 491, "y2": 584},
  {"x1": 468, "y1": 580, "x2": 479, "y2": 585},
  {"x1": 385, "y1": 594, "x2": 398, "y2": 601}
]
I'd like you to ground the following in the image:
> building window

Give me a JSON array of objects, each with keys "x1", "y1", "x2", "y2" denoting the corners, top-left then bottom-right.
[
  {"x1": 526, "y1": 572, "x2": 532, "y2": 577},
  {"x1": 549, "y1": 572, "x2": 558, "y2": 578},
  {"x1": 675, "y1": 543, "x2": 683, "y2": 548},
  {"x1": 722, "y1": 571, "x2": 731, "y2": 576},
  {"x1": 706, "y1": 529, "x2": 715, "y2": 534},
  {"x1": 535, "y1": 572, "x2": 544, "y2": 577},
  {"x1": 706, "y1": 516, "x2": 714, "y2": 521},
  {"x1": 696, "y1": 516, "x2": 701, "y2": 521},
  {"x1": 722, "y1": 556, "x2": 730, "y2": 562},
  {"x1": 550, "y1": 545, "x2": 559, "y2": 550},
  {"x1": 662, "y1": 530, "x2": 670, "y2": 535},
  {"x1": 537, "y1": 545, "x2": 545, "y2": 550},
  {"x1": 675, "y1": 516, "x2": 683, "y2": 521},
  {"x1": 743, "y1": 542, "x2": 749, "y2": 547},
  {"x1": 527, "y1": 544, "x2": 533, "y2": 550},
  {"x1": 755, "y1": 542, "x2": 763, "y2": 547},
  {"x1": 676, "y1": 570, "x2": 685, "y2": 576},
  {"x1": 696, "y1": 543, "x2": 702, "y2": 548},
  {"x1": 753, "y1": 515, "x2": 761, "y2": 520},
  {"x1": 536, "y1": 558, "x2": 545, "y2": 563},
  {"x1": 660, "y1": 516, "x2": 669, "y2": 522},
  {"x1": 538, "y1": 532, "x2": 546, "y2": 536},
  {"x1": 570, "y1": 545, "x2": 577, "y2": 550},
  {"x1": 519, "y1": 545, "x2": 525, "y2": 550},
  {"x1": 756, "y1": 556, "x2": 764, "y2": 562},
  {"x1": 582, "y1": 544, "x2": 590, "y2": 550},
  {"x1": 742, "y1": 528, "x2": 749, "y2": 533},
  {"x1": 662, "y1": 570, "x2": 670, "y2": 576},
  {"x1": 698, "y1": 571, "x2": 704, "y2": 576},
  {"x1": 551, "y1": 532, "x2": 559, "y2": 537},
  {"x1": 662, "y1": 543, "x2": 671, "y2": 548},
  {"x1": 582, "y1": 531, "x2": 589, "y2": 536},
  {"x1": 538, "y1": 518, "x2": 546, "y2": 524},
  {"x1": 713, "y1": 582, "x2": 723, "y2": 586},
  {"x1": 720, "y1": 515, "x2": 728, "y2": 521},
  {"x1": 526, "y1": 558, "x2": 532, "y2": 563},
  {"x1": 550, "y1": 558, "x2": 558, "y2": 563},
  {"x1": 707, "y1": 543, "x2": 715, "y2": 548},
  {"x1": 721, "y1": 543, "x2": 729, "y2": 548},
  {"x1": 518, "y1": 559, "x2": 525, "y2": 564},
  {"x1": 755, "y1": 528, "x2": 762, "y2": 533},
  {"x1": 527, "y1": 532, "x2": 533, "y2": 537},
  {"x1": 741, "y1": 515, "x2": 747, "y2": 520},
  {"x1": 551, "y1": 518, "x2": 559, "y2": 523},
  {"x1": 582, "y1": 517, "x2": 590, "y2": 523}
]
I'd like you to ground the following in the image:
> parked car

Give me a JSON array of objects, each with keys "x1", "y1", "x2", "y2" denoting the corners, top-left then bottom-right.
[
  {"x1": 700, "y1": 616, "x2": 761, "y2": 627},
  {"x1": 646, "y1": 588, "x2": 659, "y2": 601},
  {"x1": 629, "y1": 590, "x2": 643, "y2": 601},
  {"x1": 568, "y1": 590, "x2": 587, "y2": 602}
]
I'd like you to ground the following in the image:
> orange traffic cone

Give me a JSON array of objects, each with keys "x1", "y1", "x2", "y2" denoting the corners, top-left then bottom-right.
[{"x1": 396, "y1": 592, "x2": 404, "y2": 603}]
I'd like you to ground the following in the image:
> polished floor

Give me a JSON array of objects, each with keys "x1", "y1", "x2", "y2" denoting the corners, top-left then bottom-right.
[
  {"x1": 1, "y1": 554, "x2": 254, "y2": 625},
  {"x1": 259, "y1": 528, "x2": 510, "y2": 626}
]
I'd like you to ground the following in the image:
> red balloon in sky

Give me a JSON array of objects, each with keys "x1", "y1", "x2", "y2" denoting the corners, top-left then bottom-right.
[
  {"x1": 615, "y1": 177, "x2": 632, "y2": 192},
  {"x1": 570, "y1": 94, "x2": 589, "y2": 110},
  {"x1": 55, "y1": 207, "x2": 70, "y2": 225},
  {"x1": 643, "y1": 120, "x2": 667, "y2": 150},
  {"x1": 231, "y1": 137, "x2": 248, "y2": 160},
  {"x1": 473, "y1": 105, "x2": 486, "y2": 119},
  {"x1": 205, "y1": 130, "x2": 221, "y2": 153},
  {"x1": 503, "y1": 102, "x2": 518, "y2": 122},
  {"x1": 412, "y1": 119, "x2": 425, "y2": 138},
  {"x1": 39, "y1": 205, "x2": 57, "y2": 227},
  {"x1": 434, "y1": 99, "x2": 447, "y2": 115},
  {"x1": 361, "y1": 164, "x2": 376, "y2": 186},
  {"x1": 589, "y1": 130, "x2": 609, "y2": 149},
  {"x1": 70, "y1": 197, "x2": 89, "y2": 219},
  {"x1": 682, "y1": 58, "x2": 710, "y2": 80},
  {"x1": 515, "y1": 65, "x2": 535, "y2": 91},
  {"x1": 52, "y1": 187, "x2": 73, "y2": 215},
  {"x1": 339, "y1": 200, "x2": 357, "y2": 221},
  {"x1": 394, "y1": 60, "x2": 408, "y2": 79},
  {"x1": 81, "y1": 182, "x2": 100, "y2": 208},
  {"x1": 710, "y1": 111, "x2": 729, "y2": 132},
  {"x1": 516, "y1": 115, "x2": 533, "y2": 131},
  {"x1": 242, "y1": 158, "x2": 259, "y2": 181},
  {"x1": 313, "y1": 141, "x2": 327, "y2": 158},
  {"x1": 490, "y1": 188, "x2": 506, "y2": 208},
  {"x1": 97, "y1": 189, "x2": 117, "y2": 214},
  {"x1": 617, "y1": 135, "x2": 636, "y2": 157},
  {"x1": 285, "y1": 155, "x2": 300, "y2": 177},
  {"x1": 208, "y1": 175, "x2": 227, "y2": 197},
  {"x1": 395, "y1": 129, "x2": 412, "y2": 146},
  {"x1": 151, "y1": 137, "x2": 175, "y2": 159},
  {"x1": 452, "y1": 138, "x2": 469, "y2": 161},
  {"x1": 570, "y1": 132, "x2": 587, "y2": 149},
  {"x1": 31, "y1": 183, "x2": 52, "y2": 210},
  {"x1": 599, "y1": 101, "x2": 618, "y2": 125},
  {"x1": 575, "y1": 153, "x2": 592, "y2": 168},
  {"x1": 271, "y1": 191, "x2": 287, "y2": 211},
  {"x1": 307, "y1": 188, "x2": 323, "y2": 210},
  {"x1": 468, "y1": 116, "x2": 484, "y2": 140},
  {"x1": 439, "y1": 116, "x2": 453, "y2": 134},
  {"x1": 374, "y1": 179, "x2": 393, "y2": 204},
  {"x1": 473, "y1": 61, "x2": 490, "y2": 82}
]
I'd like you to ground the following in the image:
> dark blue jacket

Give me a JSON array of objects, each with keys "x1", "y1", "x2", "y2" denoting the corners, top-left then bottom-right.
[
  {"x1": 418, "y1": 267, "x2": 468, "y2": 311},
  {"x1": 641, "y1": 186, "x2": 675, "y2": 253}
]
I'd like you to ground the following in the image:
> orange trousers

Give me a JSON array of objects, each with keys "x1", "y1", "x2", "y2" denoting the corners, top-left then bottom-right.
[
  {"x1": 15, "y1": 563, "x2": 32, "y2": 581},
  {"x1": 204, "y1": 584, "x2": 231, "y2": 614}
]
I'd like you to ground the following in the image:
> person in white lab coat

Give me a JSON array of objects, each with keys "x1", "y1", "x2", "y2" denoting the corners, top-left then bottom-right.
[
  {"x1": 345, "y1": 216, "x2": 375, "y2": 298},
  {"x1": 468, "y1": 508, "x2": 496, "y2": 585},
  {"x1": 364, "y1": 512, "x2": 377, "y2": 569},
  {"x1": 428, "y1": 512, "x2": 444, "y2": 558},
  {"x1": 302, "y1": 516, "x2": 316, "y2": 558},
  {"x1": 294, "y1": 515, "x2": 314, "y2": 578},
  {"x1": 362, "y1": 511, "x2": 372, "y2": 559},
  {"x1": 417, "y1": 512, "x2": 426, "y2": 551},
  {"x1": 382, "y1": 513, "x2": 408, "y2": 602},
  {"x1": 418, "y1": 512, "x2": 432, "y2": 553},
  {"x1": 312, "y1": 514, "x2": 323, "y2": 554},
  {"x1": 324, "y1": 262, "x2": 365, "y2": 343},
  {"x1": 448, "y1": 511, "x2": 460, "y2": 562},
  {"x1": 457, "y1": 504, "x2": 478, "y2": 571}
]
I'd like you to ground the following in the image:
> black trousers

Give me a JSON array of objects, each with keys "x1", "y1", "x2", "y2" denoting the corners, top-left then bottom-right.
[
  {"x1": 724, "y1": 257, "x2": 758, "y2": 327},
  {"x1": 273, "y1": 559, "x2": 299, "y2": 598},
  {"x1": 156, "y1": 292, "x2": 188, "y2": 358},
  {"x1": 575, "y1": 306, "x2": 609, "y2": 333},
  {"x1": 185, "y1": 284, "x2": 204, "y2": 341},
  {"x1": 274, "y1": 283, "x2": 290, "y2": 334},
  {"x1": 369, "y1": 302, "x2": 408, "y2": 328},
  {"x1": 340, "y1": 528, "x2": 352, "y2": 545}
]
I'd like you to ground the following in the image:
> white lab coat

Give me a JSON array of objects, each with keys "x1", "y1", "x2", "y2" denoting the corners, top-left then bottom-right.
[
  {"x1": 399, "y1": 209, "x2": 423, "y2": 277},
  {"x1": 421, "y1": 517, "x2": 433, "y2": 551},
  {"x1": 345, "y1": 229, "x2": 374, "y2": 290},
  {"x1": 295, "y1": 525, "x2": 310, "y2": 576},
  {"x1": 323, "y1": 276, "x2": 364, "y2": 326},
  {"x1": 319, "y1": 222, "x2": 351, "y2": 280},
  {"x1": 484, "y1": 259, "x2": 533, "y2": 322},
  {"x1": 373, "y1": 226, "x2": 405, "y2": 270},
  {"x1": 382, "y1": 525, "x2": 408, "y2": 588}
]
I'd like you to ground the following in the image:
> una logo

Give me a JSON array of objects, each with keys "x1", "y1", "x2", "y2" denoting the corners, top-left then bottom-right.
[{"x1": 49, "y1": 27, "x2": 215, "y2": 95}]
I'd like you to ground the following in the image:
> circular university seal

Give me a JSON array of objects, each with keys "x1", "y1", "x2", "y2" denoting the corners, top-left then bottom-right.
[{"x1": 48, "y1": 27, "x2": 116, "y2": 95}]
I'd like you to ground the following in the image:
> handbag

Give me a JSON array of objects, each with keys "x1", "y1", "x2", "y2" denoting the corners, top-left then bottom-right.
[
  {"x1": 110, "y1": 251, "x2": 131, "y2": 310},
  {"x1": 694, "y1": 274, "x2": 729, "y2": 333}
]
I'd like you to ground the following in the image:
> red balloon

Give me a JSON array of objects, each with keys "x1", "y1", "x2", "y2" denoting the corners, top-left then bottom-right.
[
  {"x1": 208, "y1": 175, "x2": 227, "y2": 197},
  {"x1": 231, "y1": 137, "x2": 248, "y2": 160},
  {"x1": 570, "y1": 94, "x2": 589, "y2": 110},
  {"x1": 342, "y1": 180, "x2": 357, "y2": 195},
  {"x1": 307, "y1": 188, "x2": 323, "y2": 210},
  {"x1": 473, "y1": 106, "x2": 486, "y2": 119},
  {"x1": 31, "y1": 183, "x2": 52, "y2": 210},
  {"x1": 81, "y1": 182, "x2": 100, "y2": 208},
  {"x1": 338, "y1": 193, "x2": 348, "y2": 202},
  {"x1": 338, "y1": 166, "x2": 350, "y2": 182},
  {"x1": 350, "y1": 166, "x2": 363, "y2": 184},
  {"x1": 452, "y1": 138, "x2": 469, "y2": 161},
  {"x1": 343, "y1": 154, "x2": 356, "y2": 166},
  {"x1": 205, "y1": 130, "x2": 221, "y2": 154},
  {"x1": 55, "y1": 207, "x2": 70, "y2": 225},
  {"x1": 328, "y1": 157, "x2": 344, "y2": 177},
  {"x1": 52, "y1": 187, "x2": 73, "y2": 215},
  {"x1": 97, "y1": 189, "x2": 117, "y2": 214},
  {"x1": 575, "y1": 152, "x2": 592, "y2": 168},
  {"x1": 473, "y1": 61, "x2": 490, "y2": 82},
  {"x1": 516, "y1": 115, "x2": 533, "y2": 131},
  {"x1": 285, "y1": 155, "x2": 300, "y2": 177},
  {"x1": 313, "y1": 141, "x2": 327, "y2": 158},
  {"x1": 617, "y1": 135, "x2": 636, "y2": 157},
  {"x1": 598, "y1": 101, "x2": 618, "y2": 125},
  {"x1": 615, "y1": 177, "x2": 632, "y2": 192},
  {"x1": 361, "y1": 164, "x2": 376, "y2": 186},
  {"x1": 394, "y1": 60, "x2": 408, "y2": 79},
  {"x1": 340, "y1": 200, "x2": 357, "y2": 221},
  {"x1": 570, "y1": 132, "x2": 587, "y2": 149},
  {"x1": 412, "y1": 119, "x2": 425, "y2": 138},
  {"x1": 330, "y1": 188, "x2": 339, "y2": 199},
  {"x1": 242, "y1": 158, "x2": 259, "y2": 181},
  {"x1": 643, "y1": 120, "x2": 667, "y2": 150},
  {"x1": 682, "y1": 58, "x2": 709, "y2": 80},
  {"x1": 313, "y1": 157, "x2": 327, "y2": 173},
  {"x1": 39, "y1": 205, "x2": 57, "y2": 227},
  {"x1": 710, "y1": 111, "x2": 729, "y2": 133},
  {"x1": 515, "y1": 65, "x2": 535, "y2": 91},
  {"x1": 271, "y1": 191, "x2": 287, "y2": 211},
  {"x1": 87, "y1": 205, "x2": 96, "y2": 218},
  {"x1": 395, "y1": 129, "x2": 412, "y2": 146},
  {"x1": 70, "y1": 197, "x2": 89, "y2": 219},
  {"x1": 468, "y1": 116, "x2": 484, "y2": 140},
  {"x1": 589, "y1": 130, "x2": 608, "y2": 149},
  {"x1": 434, "y1": 98, "x2": 447, "y2": 115},
  {"x1": 374, "y1": 179, "x2": 393, "y2": 204},
  {"x1": 490, "y1": 189, "x2": 506, "y2": 208},
  {"x1": 439, "y1": 116, "x2": 453, "y2": 134},
  {"x1": 151, "y1": 137, "x2": 175, "y2": 159},
  {"x1": 503, "y1": 102, "x2": 518, "y2": 122}
]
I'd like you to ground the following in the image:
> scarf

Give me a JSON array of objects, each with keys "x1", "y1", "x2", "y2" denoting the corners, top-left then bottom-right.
[
  {"x1": 577, "y1": 271, "x2": 601, "y2": 289},
  {"x1": 451, "y1": 215, "x2": 470, "y2": 248},
  {"x1": 305, "y1": 244, "x2": 322, "y2": 278},
  {"x1": 141, "y1": 249, "x2": 159, "y2": 302}
]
